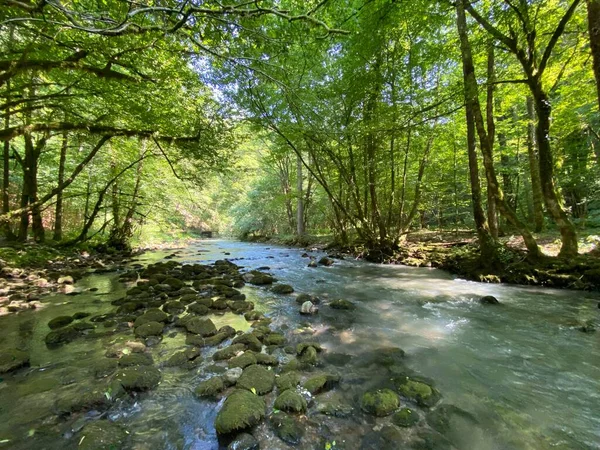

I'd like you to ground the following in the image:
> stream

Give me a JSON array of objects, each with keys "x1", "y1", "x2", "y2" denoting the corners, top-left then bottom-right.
[{"x1": 0, "y1": 239, "x2": 599, "y2": 450}]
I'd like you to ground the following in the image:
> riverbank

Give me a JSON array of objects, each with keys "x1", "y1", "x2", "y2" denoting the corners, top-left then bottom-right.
[{"x1": 250, "y1": 230, "x2": 600, "y2": 292}]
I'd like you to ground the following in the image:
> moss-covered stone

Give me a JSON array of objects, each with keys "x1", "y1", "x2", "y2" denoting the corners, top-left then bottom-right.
[
  {"x1": 114, "y1": 366, "x2": 161, "y2": 392},
  {"x1": 226, "y1": 433, "x2": 259, "y2": 450},
  {"x1": 215, "y1": 390, "x2": 266, "y2": 435},
  {"x1": 329, "y1": 299, "x2": 355, "y2": 310},
  {"x1": 360, "y1": 389, "x2": 400, "y2": 417},
  {"x1": 78, "y1": 420, "x2": 128, "y2": 450},
  {"x1": 187, "y1": 331, "x2": 230, "y2": 347},
  {"x1": 303, "y1": 373, "x2": 340, "y2": 395},
  {"x1": 297, "y1": 346, "x2": 318, "y2": 365},
  {"x1": 274, "y1": 390, "x2": 307, "y2": 413},
  {"x1": 48, "y1": 315, "x2": 74, "y2": 329},
  {"x1": 118, "y1": 353, "x2": 153, "y2": 367},
  {"x1": 213, "y1": 343, "x2": 246, "y2": 361},
  {"x1": 134, "y1": 321, "x2": 164, "y2": 338},
  {"x1": 188, "y1": 302, "x2": 209, "y2": 315},
  {"x1": 133, "y1": 309, "x2": 168, "y2": 327},
  {"x1": 262, "y1": 332, "x2": 285, "y2": 346},
  {"x1": 0, "y1": 348, "x2": 29, "y2": 373},
  {"x1": 163, "y1": 300, "x2": 186, "y2": 314},
  {"x1": 276, "y1": 372, "x2": 300, "y2": 392},
  {"x1": 236, "y1": 364, "x2": 275, "y2": 395},
  {"x1": 45, "y1": 326, "x2": 80, "y2": 347},
  {"x1": 271, "y1": 284, "x2": 294, "y2": 294},
  {"x1": 164, "y1": 277, "x2": 186, "y2": 290},
  {"x1": 255, "y1": 353, "x2": 278, "y2": 366},
  {"x1": 195, "y1": 377, "x2": 225, "y2": 397},
  {"x1": 228, "y1": 352, "x2": 257, "y2": 369},
  {"x1": 392, "y1": 407, "x2": 420, "y2": 427},
  {"x1": 395, "y1": 377, "x2": 440, "y2": 407},
  {"x1": 244, "y1": 271, "x2": 275, "y2": 285},
  {"x1": 270, "y1": 412, "x2": 304, "y2": 445},
  {"x1": 232, "y1": 333, "x2": 263, "y2": 352},
  {"x1": 92, "y1": 358, "x2": 118, "y2": 378},
  {"x1": 185, "y1": 317, "x2": 217, "y2": 336}
]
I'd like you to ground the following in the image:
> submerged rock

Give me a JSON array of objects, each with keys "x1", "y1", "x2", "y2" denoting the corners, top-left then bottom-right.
[
  {"x1": 271, "y1": 284, "x2": 294, "y2": 294},
  {"x1": 392, "y1": 407, "x2": 420, "y2": 427},
  {"x1": 274, "y1": 389, "x2": 307, "y2": 413},
  {"x1": 275, "y1": 371, "x2": 300, "y2": 392},
  {"x1": 329, "y1": 299, "x2": 355, "y2": 310},
  {"x1": 0, "y1": 348, "x2": 29, "y2": 373},
  {"x1": 394, "y1": 377, "x2": 440, "y2": 407},
  {"x1": 360, "y1": 424, "x2": 405, "y2": 450},
  {"x1": 78, "y1": 420, "x2": 128, "y2": 450},
  {"x1": 48, "y1": 315, "x2": 74, "y2": 329},
  {"x1": 45, "y1": 326, "x2": 81, "y2": 347},
  {"x1": 360, "y1": 389, "x2": 400, "y2": 417},
  {"x1": 303, "y1": 373, "x2": 340, "y2": 395},
  {"x1": 318, "y1": 257, "x2": 334, "y2": 266},
  {"x1": 227, "y1": 433, "x2": 259, "y2": 450},
  {"x1": 236, "y1": 364, "x2": 275, "y2": 395},
  {"x1": 300, "y1": 301, "x2": 318, "y2": 315},
  {"x1": 480, "y1": 295, "x2": 500, "y2": 305},
  {"x1": 118, "y1": 353, "x2": 154, "y2": 367},
  {"x1": 114, "y1": 366, "x2": 161, "y2": 392},
  {"x1": 215, "y1": 390, "x2": 266, "y2": 435},
  {"x1": 213, "y1": 343, "x2": 246, "y2": 361},
  {"x1": 270, "y1": 412, "x2": 304, "y2": 445}
]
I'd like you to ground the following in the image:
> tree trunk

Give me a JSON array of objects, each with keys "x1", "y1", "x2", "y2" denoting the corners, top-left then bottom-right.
[
  {"x1": 587, "y1": 0, "x2": 600, "y2": 111},
  {"x1": 296, "y1": 153, "x2": 305, "y2": 236},
  {"x1": 53, "y1": 131, "x2": 68, "y2": 241},
  {"x1": 486, "y1": 44, "x2": 499, "y2": 239},
  {"x1": 526, "y1": 96, "x2": 545, "y2": 232}
]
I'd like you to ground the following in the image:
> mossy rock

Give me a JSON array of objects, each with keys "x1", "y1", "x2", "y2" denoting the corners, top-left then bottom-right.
[
  {"x1": 244, "y1": 271, "x2": 275, "y2": 286},
  {"x1": 185, "y1": 317, "x2": 217, "y2": 336},
  {"x1": 118, "y1": 353, "x2": 153, "y2": 367},
  {"x1": 0, "y1": 348, "x2": 29, "y2": 373},
  {"x1": 262, "y1": 332, "x2": 286, "y2": 346},
  {"x1": 360, "y1": 424, "x2": 404, "y2": 450},
  {"x1": 45, "y1": 326, "x2": 80, "y2": 347},
  {"x1": 298, "y1": 346, "x2": 318, "y2": 365},
  {"x1": 215, "y1": 390, "x2": 266, "y2": 435},
  {"x1": 164, "y1": 348, "x2": 201, "y2": 367},
  {"x1": 188, "y1": 302, "x2": 210, "y2": 315},
  {"x1": 295, "y1": 293, "x2": 320, "y2": 305},
  {"x1": 303, "y1": 373, "x2": 340, "y2": 395},
  {"x1": 255, "y1": 353, "x2": 278, "y2": 366},
  {"x1": 395, "y1": 377, "x2": 440, "y2": 407},
  {"x1": 71, "y1": 321, "x2": 95, "y2": 332},
  {"x1": 271, "y1": 284, "x2": 294, "y2": 295},
  {"x1": 276, "y1": 372, "x2": 300, "y2": 392},
  {"x1": 392, "y1": 407, "x2": 420, "y2": 427},
  {"x1": 48, "y1": 315, "x2": 74, "y2": 329},
  {"x1": 54, "y1": 381, "x2": 123, "y2": 415},
  {"x1": 133, "y1": 309, "x2": 168, "y2": 327},
  {"x1": 274, "y1": 390, "x2": 307, "y2": 413},
  {"x1": 360, "y1": 389, "x2": 400, "y2": 417},
  {"x1": 232, "y1": 333, "x2": 263, "y2": 352},
  {"x1": 92, "y1": 358, "x2": 118, "y2": 378},
  {"x1": 426, "y1": 404, "x2": 478, "y2": 434},
  {"x1": 228, "y1": 352, "x2": 257, "y2": 369},
  {"x1": 244, "y1": 311, "x2": 263, "y2": 322},
  {"x1": 270, "y1": 412, "x2": 304, "y2": 445},
  {"x1": 163, "y1": 301, "x2": 186, "y2": 314},
  {"x1": 164, "y1": 277, "x2": 186, "y2": 290},
  {"x1": 195, "y1": 377, "x2": 225, "y2": 397},
  {"x1": 134, "y1": 321, "x2": 164, "y2": 338},
  {"x1": 213, "y1": 343, "x2": 246, "y2": 361},
  {"x1": 114, "y1": 366, "x2": 161, "y2": 392},
  {"x1": 226, "y1": 433, "x2": 259, "y2": 450},
  {"x1": 329, "y1": 299, "x2": 355, "y2": 310},
  {"x1": 78, "y1": 420, "x2": 128, "y2": 450},
  {"x1": 236, "y1": 365, "x2": 275, "y2": 395},
  {"x1": 188, "y1": 331, "x2": 230, "y2": 347}
]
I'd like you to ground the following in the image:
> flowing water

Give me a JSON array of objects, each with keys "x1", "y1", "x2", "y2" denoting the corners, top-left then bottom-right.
[{"x1": 0, "y1": 239, "x2": 599, "y2": 450}]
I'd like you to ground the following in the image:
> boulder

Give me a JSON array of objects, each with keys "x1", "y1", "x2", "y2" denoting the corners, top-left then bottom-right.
[
  {"x1": 133, "y1": 309, "x2": 168, "y2": 327},
  {"x1": 118, "y1": 353, "x2": 153, "y2": 367},
  {"x1": 232, "y1": 333, "x2": 263, "y2": 352},
  {"x1": 215, "y1": 390, "x2": 266, "y2": 435},
  {"x1": 318, "y1": 257, "x2": 334, "y2": 266},
  {"x1": 275, "y1": 372, "x2": 300, "y2": 392},
  {"x1": 185, "y1": 317, "x2": 217, "y2": 336},
  {"x1": 360, "y1": 389, "x2": 400, "y2": 417},
  {"x1": 236, "y1": 365, "x2": 275, "y2": 395},
  {"x1": 48, "y1": 315, "x2": 74, "y2": 330},
  {"x1": 195, "y1": 377, "x2": 225, "y2": 397},
  {"x1": 394, "y1": 377, "x2": 440, "y2": 407},
  {"x1": 330, "y1": 299, "x2": 355, "y2": 310},
  {"x1": 224, "y1": 367, "x2": 244, "y2": 385},
  {"x1": 300, "y1": 301, "x2": 318, "y2": 315},
  {"x1": 480, "y1": 295, "x2": 500, "y2": 305},
  {"x1": 303, "y1": 373, "x2": 340, "y2": 395},
  {"x1": 392, "y1": 407, "x2": 420, "y2": 427},
  {"x1": 274, "y1": 390, "x2": 307, "y2": 413},
  {"x1": 114, "y1": 366, "x2": 161, "y2": 392},
  {"x1": 0, "y1": 348, "x2": 29, "y2": 373},
  {"x1": 134, "y1": 321, "x2": 164, "y2": 338},
  {"x1": 271, "y1": 284, "x2": 294, "y2": 295},
  {"x1": 228, "y1": 352, "x2": 257, "y2": 369},
  {"x1": 45, "y1": 326, "x2": 80, "y2": 347},
  {"x1": 213, "y1": 343, "x2": 246, "y2": 361},
  {"x1": 270, "y1": 412, "x2": 304, "y2": 445}
]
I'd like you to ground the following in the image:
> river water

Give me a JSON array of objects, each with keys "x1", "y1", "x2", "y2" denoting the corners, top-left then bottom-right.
[{"x1": 0, "y1": 239, "x2": 598, "y2": 450}]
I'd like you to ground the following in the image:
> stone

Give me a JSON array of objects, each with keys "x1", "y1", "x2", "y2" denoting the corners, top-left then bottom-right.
[
  {"x1": 297, "y1": 346, "x2": 319, "y2": 365},
  {"x1": 224, "y1": 367, "x2": 244, "y2": 385},
  {"x1": 276, "y1": 372, "x2": 300, "y2": 392},
  {"x1": 270, "y1": 412, "x2": 304, "y2": 445},
  {"x1": 72, "y1": 312, "x2": 91, "y2": 320},
  {"x1": 271, "y1": 284, "x2": 294, "y2": 294},
  {"x1": 262, "y1": 332, "x2": 285, "y2": 346},
  {"x1": 0, "y1": 348, "x2": 29, "y2": 373},
  {"x1": 118, "y1": 353, "x2": 154, "y2": 367},
  {"x1": 114, "y1": 366, "x2": 161, "y2": 392},
  {"x1": 48, "y1": 315, "x2": 74, "y2": 329},
  {"x1": 215, "y1": 390, "x2": 266, "y2": 435},
  {"x1": 330, "y1": 299, "x2": 355, "y2": 310},
  {"x1": 185, "y1": 317, "x2": 217, "y2": 336},
  {"x1": 300, "y1": 301, "x2": 318, "y2": 315},
  {"x1": 232, "y1": 333, "x2": 263, "y2": 352},
  {"x1": 133, "y1": 309, "x2": 168, "y2": 327},
  {"x1": 395, "y1": 377, "x2": 440, "y2": 407},
  {"x1": 274, "y1": 390, "x2": 307, "y2": 413},
  {"x1": 360, "y1": 389, "x2": 400, "y2": 417},
  {"x1": 308, "y1": 260, "x2": 318, "y2": 268},
  {"x1": 213, "y1": 344, "x2": 246, "y2": 361},
  {"x1": 45, "y1": 326, "x2": 80, "y2": 347},
  {"x1": 188, "y1": 302, "x2": 210, "y2": 315},
  {"x1": 318, "y1": 257, "x2": 334, "y2": 266},
  {"x1": 57, "y1": 275, "x2": 74, "y2": 284},
  {"x1": 78, "y1": 420, "x2": 128, "y2": 450},
  {"x1": 92, "y1": 359, "x2": 118, "y2": 378},
  {"x1": 227, "y1": 433, "x2": 259, "y2": 450},
  {"x1": 480, "y1": 295, "x2": 500, "y2": 305},
  {"x1": 392, "y1": 407, "x2": 420, "y2": 427},
  {"x1": 255, "y1": 353, "x2": 278, "y2": 366},
  {"x1": 195, "y1": 377, "x2": 225, "y2": 397},
  {"x1": 303, "y1": 373, "x2": 340, "y2": 395},
  {"x1": 228, "y1": 352, "x2": 258, "y2": 369},
  {"x1": 243, "y1": 271, "x2": 275, "y2": 285},
  {"x1": 163, "y1": 300, "x2": 185, "y2": 314},
  {"x1": 134, "y1": 321, "x2": 164, "y2": 338},
  {"x1": 236, "y1": 365, "x2": 275, "y2": 395}
]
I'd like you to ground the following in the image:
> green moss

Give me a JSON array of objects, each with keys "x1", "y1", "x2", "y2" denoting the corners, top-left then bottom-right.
[
  {"x1": 213, "y1": 343, "x2": 246, "y2": 360},
  {"x1": 232, "y1": 333, "x2": 263, "y2": 352},
  {"x1": 360, "y1": 389, "x2": 400, "y2": 417},
  {"x1": 118, "y1": 353, "x2": 153, "y2": 367},
  {"x1": 114, "y1": 366, "x2": 161, "y2": 392},
  {"x1": 215, "y1": 390, "x2": 266, "y2": 435},
  {"x1": 134, "y1": 321, "x2": 164, "y2": 338},
  {"x1": 0, "y1": 348, "x2": 29, "y2": 374},
  {"x1": 78, "y1": 420, "x2": 128, "y2": 450},
  {"x1": 185, "y1": 317, "x2": 217, "y2": 336},
  {"x1": 303, "y1": 374, "x2": 340, "y2": 395},
  {"x1": 396, "y1": 378, "x2": 440, "y2": 407},
  {"x1": 236, "y1": 365, "x2": 275, "y2": 395},
  {"x1": 133, "y1": 309, "x2": 168, "y2": 327},
  {"x1": 274, "y1": 390, "x2": 307, "y2": 413},
  {"x1": 392, "y1": 408, "x2": 419, "y2": 427},
  {"x1": 228, "y1": 352, "x2": 257, "y2": 369},
  {"x1": 271, "y1": 284, "x2": 294, "y2": 294},
  {"x1": 262, "y1": 332, "x2": 286, "y2": 346},
  {"x1": 195, "y1": 377, "x2": 225, "y2": 397},
  {"x1": 276, "y1": 372, "x2": 300, "y2": 392}
]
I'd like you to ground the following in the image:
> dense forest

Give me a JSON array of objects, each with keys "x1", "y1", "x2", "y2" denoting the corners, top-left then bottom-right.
[{"x1": 2, "y1": 0, "x2": 600, "y2": 265}]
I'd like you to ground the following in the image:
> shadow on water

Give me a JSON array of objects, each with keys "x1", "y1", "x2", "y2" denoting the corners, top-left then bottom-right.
[{"x1": 0, "y1": 239, "x2": 599, "y2": 449}]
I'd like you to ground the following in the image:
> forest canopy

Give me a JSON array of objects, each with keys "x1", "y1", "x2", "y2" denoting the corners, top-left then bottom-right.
[{"x1": 1, "y1": 0, "x2": 599, "y2": 264}]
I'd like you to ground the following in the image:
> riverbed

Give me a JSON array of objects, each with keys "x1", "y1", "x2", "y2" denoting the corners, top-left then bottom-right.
[{"x1": 0, "y1": 239, "x2": 598, "y2": 450}]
